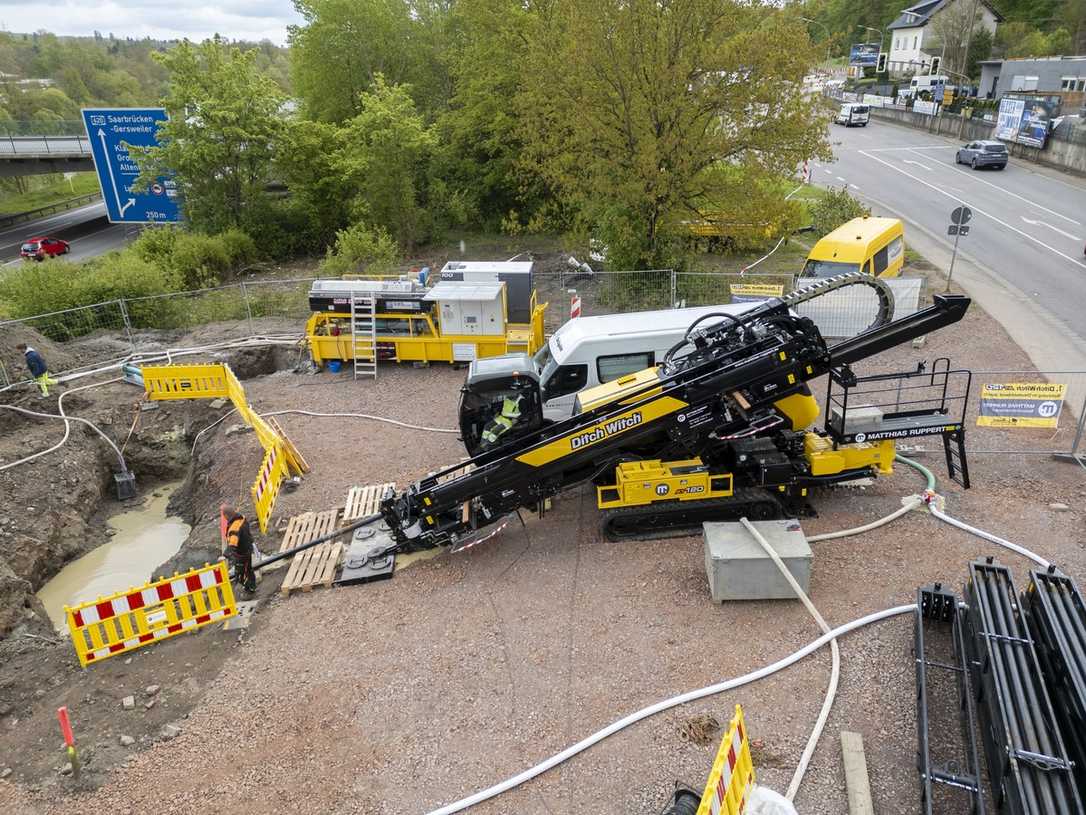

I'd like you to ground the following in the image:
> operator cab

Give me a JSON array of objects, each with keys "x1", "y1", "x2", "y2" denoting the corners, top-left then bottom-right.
[{"x1": 459, "y1": 354, "x2": 545, "y2": 455}]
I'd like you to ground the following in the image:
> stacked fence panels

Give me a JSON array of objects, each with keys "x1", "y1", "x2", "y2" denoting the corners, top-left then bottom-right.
[
  {"x1": 1023, "y1": 568, "x2": 1086, "y2": 807},
  {"x1": 964, "y1": 558, "x2": 1081, "y2": 814}
]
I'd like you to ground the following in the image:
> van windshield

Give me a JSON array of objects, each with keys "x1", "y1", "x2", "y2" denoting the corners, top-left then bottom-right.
[
  {"x1": 802, "y1": 259, "x2": 861, "y2": 279},
  {"x1": 532, "y1": 342, "x2": 553, "y2": 375}
]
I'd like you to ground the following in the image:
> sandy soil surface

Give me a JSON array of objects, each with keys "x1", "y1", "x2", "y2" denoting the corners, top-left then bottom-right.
[{"x1": 0, "y1": 276, "x2": 1083, "y2": 814}]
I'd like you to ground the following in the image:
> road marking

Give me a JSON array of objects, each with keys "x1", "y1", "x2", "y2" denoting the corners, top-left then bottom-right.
[
  {"x1": 3, "y1": 258, "x2": 22, "y2": 266},
  {"x1": 1021, "y1": 217, "x2": 1082, "y2": 242},
  {"x1": 903, "y1": 159, "x2": 932, "y2": 171},
  {"x1": 858, "y1": 149, "x2": 1086, "y2": 272},
  {"x1": 863, "y1": 145, "x2": 956, "y2": 152},
  {"x1": 849, "y1": 184, "x2": 861, "y2": 190},
  {"x1": 836, "y1": 175, "x2": 847, "y2": 182},
  {"x1": 946, "y1": 160, "x2": 1080, "y2": 225}
]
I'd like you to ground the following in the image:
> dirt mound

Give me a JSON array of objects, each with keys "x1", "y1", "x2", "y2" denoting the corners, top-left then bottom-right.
[{"x1": 0, "y1": 324, "x2": 80, "y2": 387}]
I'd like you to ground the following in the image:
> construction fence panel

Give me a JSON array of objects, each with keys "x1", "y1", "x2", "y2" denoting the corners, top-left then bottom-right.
[
  {"x1": 0, "y1": 300, "x2": 132, "y2": 374},
  {"x1": 141, "y1": 363, "x2": 230, "y2": 401},
  {"x1": 241, "y1": 278, "x2": 317, "y2": 328},
  {"x1": 65, "y1": 561, "x2": 236, "y2": 668},
  {"x1": 696, "y1": 704, "x2": 755, "y2": 815},
  {"x1": 534, "y1": 269, "x2": 675, "y2": 334},
  {"x1": 966, "y1": 370, "x2": 1086, "y2": 463},
  {"x1": 251, "y1": 442, "x2": 289, "y2": 534},
  {"x1": 675, "y1": 273, "x2": 796, "y2": 308},
  {"x1": 123, "y1": 284, "x2": 252, "y2": 337}
]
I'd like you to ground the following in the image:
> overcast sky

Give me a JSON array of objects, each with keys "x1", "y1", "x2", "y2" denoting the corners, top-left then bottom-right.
[{"x1": 0, "y1": 1, "x2": 304, "y2": 45}]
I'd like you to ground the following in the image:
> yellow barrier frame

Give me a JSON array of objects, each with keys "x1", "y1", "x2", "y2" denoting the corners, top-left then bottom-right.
[
  {"x1": 697, "y1": 705, "x2": 755, "y2": 815},
  {"x1": 65, "y1": 561, "x2": 236, "y2": 668}
]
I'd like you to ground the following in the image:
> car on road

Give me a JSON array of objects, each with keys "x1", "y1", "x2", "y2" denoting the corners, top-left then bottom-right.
[
  {"x1": 20, "y1": 236, "x2": 70, "y2": 261},
  {"x1": 956, "y1": 140, "x2": 1008, "y2": 170},
  {"x1": 834, "y1": 103, "x2": 869, "y2": 127}
]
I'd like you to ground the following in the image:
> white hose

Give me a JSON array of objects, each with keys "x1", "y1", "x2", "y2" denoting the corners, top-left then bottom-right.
[
  {"x1": 261, "y1": 409, "x2": 458, "y2": 434},
  {"x1": 927, "y1": 499, "x2": 1051, "y2": 569},
  {"x1": 740, "y1": 517, "x2": 839, "y2": 802},
  {"x1": 425, "y1": 604, "x2": 916, "y2": 815},
  {"x1": 0, "y1": 378, "x2": 124, "y2": 471},
  {"x1": 807, "y1": 496, "x2": 923, "y2": 542}
]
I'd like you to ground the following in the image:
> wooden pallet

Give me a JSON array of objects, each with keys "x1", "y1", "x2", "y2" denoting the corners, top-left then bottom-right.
[
  {"x1": 278, "y1": 509, "x2": 343, "y2": 596},
  {"x1": 343, "y1": 482, "x2": 395, "y2": 523}
]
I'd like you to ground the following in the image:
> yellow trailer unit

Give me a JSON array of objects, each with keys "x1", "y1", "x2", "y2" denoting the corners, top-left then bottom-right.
[{"x1": 306, "y1": 278, "x2": 547, "y2": 366}]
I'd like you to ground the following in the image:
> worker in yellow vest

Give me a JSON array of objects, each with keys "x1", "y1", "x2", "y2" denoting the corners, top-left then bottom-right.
[{"x1": 480, "y1": 393, "x2": 524, "y2": 449}]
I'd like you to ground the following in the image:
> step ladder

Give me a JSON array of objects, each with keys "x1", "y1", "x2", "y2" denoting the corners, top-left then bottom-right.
[
  {"x1": 942, "y1": 428, "x2": 970, "y2": 488},
  {"x1": 350, "y1": 295, "x2": 377, "y2": 380}
]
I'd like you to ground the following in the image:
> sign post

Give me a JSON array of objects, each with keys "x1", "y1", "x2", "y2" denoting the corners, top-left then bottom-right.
[
  {"x1": 945, "y1": 205, "x2": 972, "y2": 292},
  {"x1": 80, "y1": 108, "x2": 180, "y2": 224}
]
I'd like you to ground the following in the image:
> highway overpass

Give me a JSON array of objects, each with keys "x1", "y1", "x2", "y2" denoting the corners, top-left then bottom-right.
[{"x1": 0, "y1": 133, "x2": 93, "y2": 176}]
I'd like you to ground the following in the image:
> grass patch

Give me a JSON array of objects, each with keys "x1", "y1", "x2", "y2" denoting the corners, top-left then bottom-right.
[{"x1": 0, "y1": 173, "x2": 100, "y2": 215}]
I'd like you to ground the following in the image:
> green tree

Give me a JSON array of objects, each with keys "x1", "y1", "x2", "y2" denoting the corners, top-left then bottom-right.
[
  {"x1": 131, "y1": 38, "x2": 286, "y2": 233},
  {"x1": 967, "y1": 28, "x2": 993, "y2": 78},
  {"x1": 319, "y1": 222, "x2": 401, "y2": 276},
  {"x1": 518, "y1": 0, "x2": 830, "y2": 268},
  {"x1": 808, "y1": 186, "x2": 869, "y2": 238},
  {"x1": 335, "y1": 76, "x2": 437, "y2": 246},
  {"x1": 289, "y1": 0, "x2": 417, "y2": 123}
]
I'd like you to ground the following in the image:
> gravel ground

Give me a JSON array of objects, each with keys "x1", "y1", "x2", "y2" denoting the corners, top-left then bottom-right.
[{"x1": 2, "y1": 282, "x2": 1084, "y2": 814}]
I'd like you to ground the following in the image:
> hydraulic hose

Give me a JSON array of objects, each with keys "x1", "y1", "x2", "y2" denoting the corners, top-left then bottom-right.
[
  {"x1": 806, "y1": 454, "x2": 933, "y2": 543},
  {"x1": 425, "y1": 604, "x2": 916, "y2": 815},
  {"x1": 261, "y1": 409, "x2": 458, "y2": 435},
  {"x1": 740, "y1": 517, "x2": 839, "y2": 802},
  {"x1": 0, "y1": 378, "x2": 126, "y2": 472},
  {"x1": 927, "y1": 499, "x2": 1051, "y2": 569}
]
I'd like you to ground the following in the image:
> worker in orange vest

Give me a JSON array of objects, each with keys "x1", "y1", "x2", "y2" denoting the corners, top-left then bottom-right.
[{"x1": 221, "y1": 505, "x2": 256, "y2": 593}]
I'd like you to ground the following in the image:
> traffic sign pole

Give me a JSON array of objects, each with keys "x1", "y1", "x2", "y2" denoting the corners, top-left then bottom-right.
[{"x1": 945, "y1": 205, "x2": 972, "y2": 292}]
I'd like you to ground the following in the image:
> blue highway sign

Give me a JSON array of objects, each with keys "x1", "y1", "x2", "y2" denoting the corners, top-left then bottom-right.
[{"x1": 81, "y1": 108, "x2": 180, "y2": 224}]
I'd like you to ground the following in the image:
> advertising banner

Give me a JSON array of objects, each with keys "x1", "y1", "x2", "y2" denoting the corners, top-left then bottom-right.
[
  {"x1": 849, "y1": 43, "x2": 880, "y2": 67},
  {"x1": 995, "y1": 96, "x2": 1052, "y2": 148},
  {"x1": 913, "y1": 100, "x2": 938, "y2": 116},
  {"x1": 730, "y1": 283, "x2": 784, "y2": 304},
  {"x1": 977, "y1": 382, "x2": 1066, "y2": 428}
]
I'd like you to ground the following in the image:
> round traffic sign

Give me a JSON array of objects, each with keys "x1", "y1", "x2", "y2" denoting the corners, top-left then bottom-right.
[
  {"x1": 951, "y1": 206, "x2": 972, "y2": 225},
  {"x1": 151, "y1": 183, "x2": 164, "y2": 195}
]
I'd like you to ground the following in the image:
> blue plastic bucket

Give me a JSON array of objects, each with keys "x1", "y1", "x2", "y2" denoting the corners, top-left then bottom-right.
[{"x1": 327, "y1": 360, "x2": 342, "y2": 374}]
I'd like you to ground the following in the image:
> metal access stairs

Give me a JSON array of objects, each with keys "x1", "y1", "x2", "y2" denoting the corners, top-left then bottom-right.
[{"x1": 350, "y1": 295, "x2": 377, "y2": 380}]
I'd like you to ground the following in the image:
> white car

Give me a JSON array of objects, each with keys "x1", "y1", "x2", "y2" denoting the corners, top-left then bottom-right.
[{"x1": 835, "y1": 103, "x2": 870, "y2": 127}]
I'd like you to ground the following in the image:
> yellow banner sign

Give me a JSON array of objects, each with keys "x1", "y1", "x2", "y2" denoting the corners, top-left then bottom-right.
[
  {"x1": 977, "y1": 382, "x2": 1066, "y2": 428},
  {"x1": 730, "y1": 283, "x2": 784, "y2": 297}
]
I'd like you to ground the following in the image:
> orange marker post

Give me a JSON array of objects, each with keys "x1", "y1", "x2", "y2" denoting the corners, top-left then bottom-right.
[{"x1": 57, "y1": 706, "x2": 79, "y2": 780}]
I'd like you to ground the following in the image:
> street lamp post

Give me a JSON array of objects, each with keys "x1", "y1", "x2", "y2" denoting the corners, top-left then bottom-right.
[{"x1": 800, "y1": 17, "x2": 832, "y2": 65}]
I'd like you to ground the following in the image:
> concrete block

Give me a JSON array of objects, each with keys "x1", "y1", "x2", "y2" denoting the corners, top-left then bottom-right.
[{"x1": 703, "y1": 519, "x2": 812, "y2": 602}]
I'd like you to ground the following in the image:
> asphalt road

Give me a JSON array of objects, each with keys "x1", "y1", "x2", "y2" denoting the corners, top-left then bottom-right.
[
  {"x1": 819, "y1": 120, "x2": 1086, "y2": 345},
  {"x1": 0, "y1": 201, "x2": 136, "y2": 269}
]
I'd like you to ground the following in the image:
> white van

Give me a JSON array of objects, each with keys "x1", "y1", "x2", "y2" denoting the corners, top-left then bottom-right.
[
  {"x1": 532, "y1": 302, "x2": 758, "y2": 421},
  {"x1": 835, "y1": 103, "x2": 869, "y2": 127}
]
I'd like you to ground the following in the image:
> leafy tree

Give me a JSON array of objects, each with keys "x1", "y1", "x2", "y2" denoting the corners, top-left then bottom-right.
[
  {"x1": 335, "y1": 76, "x2": 437, "y2": 247},
  {"x1": 274, "y1": 118, "x2": 355, "y2": 247},
  {"x1": 289, "y1": 0, "x2": 417, "y2": 123},
  {"x1": 927, "y1": 0, "x2": 985, "y2": 78},
  {"x1": 967, "y1": 28, "x2": 993, "y2": 78},
  {"x1": 808, "y1": 187, "x2": 869, "y2": 238},
  {"x1": 131, "y1": 37, "x2": 286, "y2": 233},
  {"x1": 518, "y1": 0, "x2": 830, "y2": 268}
]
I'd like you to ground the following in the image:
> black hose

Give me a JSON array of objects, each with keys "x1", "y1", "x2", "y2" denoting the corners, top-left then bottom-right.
[
  {"x1": 664, "y1": 311, "x2": 745, "y2": 368},
  {"x1": 254, "y1": 511, "x2": 383, "y2": 571}
]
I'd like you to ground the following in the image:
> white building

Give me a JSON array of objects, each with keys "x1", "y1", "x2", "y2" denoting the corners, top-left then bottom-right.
[{"x1": 887, "y1": 0, "x2": 1002, "y2": 76}]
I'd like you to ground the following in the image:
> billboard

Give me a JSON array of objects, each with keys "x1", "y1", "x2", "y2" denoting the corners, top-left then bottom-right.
[
  {"x1": 995, "y1": 96, "x2": 1052, "y2": 148},
  {"x1": 849, "y1": 43, "x2": 880, "y2": 68}
]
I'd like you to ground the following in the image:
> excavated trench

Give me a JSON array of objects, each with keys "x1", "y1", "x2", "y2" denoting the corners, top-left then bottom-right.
[{"x1": 0, "y1": 342, "x2": 295, "y2": 640}]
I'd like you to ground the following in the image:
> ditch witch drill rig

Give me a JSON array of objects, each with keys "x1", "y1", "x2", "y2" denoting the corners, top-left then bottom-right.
[{"x1": 259, "y1": 273, "x2": 971, "y2": 575}]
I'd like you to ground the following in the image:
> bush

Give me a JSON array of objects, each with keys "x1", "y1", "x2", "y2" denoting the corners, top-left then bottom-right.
[
  {"x1": 808, "y1": 186, "x2": 870, "y2": 238},
  {"x1": 319, "y1": 223, "x2": 400, "y2": 277},
  {"x1": 130, "y1": 227, "x2": 259, "y2": 290}
]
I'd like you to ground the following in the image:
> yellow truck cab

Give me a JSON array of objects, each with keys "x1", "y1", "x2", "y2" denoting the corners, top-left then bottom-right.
[{"x1": 802, "y1": 216, "x2": 905, "y2": 279}]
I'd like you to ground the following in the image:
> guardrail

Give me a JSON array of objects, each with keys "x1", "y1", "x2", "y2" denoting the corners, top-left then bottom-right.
[{"x1": 0, "y1": 192, "x2": 102, "y2": 229}]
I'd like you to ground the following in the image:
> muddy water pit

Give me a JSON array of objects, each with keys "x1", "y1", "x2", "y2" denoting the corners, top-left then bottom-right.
[{"x1": 36, "y1": 482, "x2": 191, "y2": 631}]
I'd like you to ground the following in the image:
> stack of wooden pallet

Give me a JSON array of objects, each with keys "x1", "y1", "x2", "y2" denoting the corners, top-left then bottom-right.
[{"x1": 342, "y1": 482, "x2": 395, "y2": 523}]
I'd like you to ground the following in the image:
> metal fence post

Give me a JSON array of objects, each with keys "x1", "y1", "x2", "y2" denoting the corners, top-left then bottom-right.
[
  {"x1": 117, "y1": 298, "x2": 135, "y2": 352},
  {"x1": 670, "y1": 269, "x2": 677, "y2": 308},
  {"x1": 1054, "y1": 391, "x2": 1086, "y2": 469},
  {"x1": 240, "y1": 282, "x2": 255, "y2": 336}
]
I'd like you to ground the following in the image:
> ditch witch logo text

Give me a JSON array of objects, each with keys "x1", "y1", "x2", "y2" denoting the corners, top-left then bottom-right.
[{"x1": 570, "y1": 412, "x2": 644, "y2": 449}]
